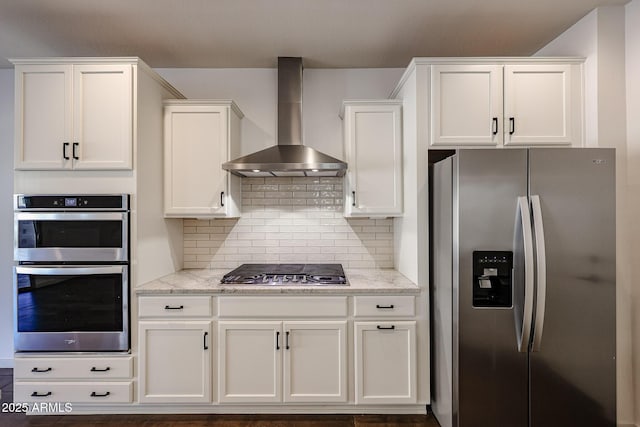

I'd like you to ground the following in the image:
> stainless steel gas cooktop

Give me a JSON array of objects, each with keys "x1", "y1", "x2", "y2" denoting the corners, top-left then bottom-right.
[{"x1": 220, "y1": 264, "x2": 348, "y2": 285}]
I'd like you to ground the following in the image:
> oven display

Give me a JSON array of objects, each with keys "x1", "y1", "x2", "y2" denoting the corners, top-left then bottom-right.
[{"x1": 64, "y1": 197, "x2": 78, "y2": 207}]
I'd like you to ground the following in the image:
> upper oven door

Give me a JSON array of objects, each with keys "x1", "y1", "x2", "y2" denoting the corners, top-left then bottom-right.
[{"x1": 14, "y1": 212, "x2": 128, "y2": 262}]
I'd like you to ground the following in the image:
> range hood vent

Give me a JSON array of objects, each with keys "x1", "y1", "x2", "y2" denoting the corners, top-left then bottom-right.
[{"x1": 222, "y1": 57, "x2": 347, "y2": 177}]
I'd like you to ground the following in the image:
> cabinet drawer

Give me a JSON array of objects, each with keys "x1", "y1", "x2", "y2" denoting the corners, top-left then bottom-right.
[
  {"x1": 218, "y1": 296, "x2": 348, "y2": 318},
  {"x1": 15, "y1": 381, "x2": 133, "y2": 403},
  {"x1": 353, "y1": 296, "x2": 415, "y2": 317},
  {"x1": 138, "y1": 296, "x2": 212, "y2": 318},
  {"x1": 14, "y1": 357, "x2": 132, "y2": 380}
]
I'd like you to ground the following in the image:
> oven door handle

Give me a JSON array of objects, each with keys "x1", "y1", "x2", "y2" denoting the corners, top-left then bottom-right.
[
  {"x1": 15, "y1": 212, "x2": 127, "y2": 221},
  {"x1": 15, "y1": 266, "x2": 126, "y2": 276}
]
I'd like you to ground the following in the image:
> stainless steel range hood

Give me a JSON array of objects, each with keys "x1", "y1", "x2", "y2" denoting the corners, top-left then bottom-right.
[{"x1": 222, "y1": 57, "x2": 347, "y2": 177}]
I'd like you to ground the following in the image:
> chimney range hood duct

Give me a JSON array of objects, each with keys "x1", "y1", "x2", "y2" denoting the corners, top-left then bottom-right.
[{"x1": 222, "y1": 57, "x2": 347, "y2": 177}]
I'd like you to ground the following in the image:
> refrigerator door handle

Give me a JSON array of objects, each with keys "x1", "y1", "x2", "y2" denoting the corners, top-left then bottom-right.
[
  {"x1": 531, "y1": 195, "x2": 547, "y2": 352},
  {"x1": 516, "y1": 196, "x2": 535, "y2": 352}
]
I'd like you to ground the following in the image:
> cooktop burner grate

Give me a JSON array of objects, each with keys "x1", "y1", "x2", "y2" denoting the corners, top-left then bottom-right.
[{"x1": 220, "y1": 263, "x2": 348, "y2": 285}]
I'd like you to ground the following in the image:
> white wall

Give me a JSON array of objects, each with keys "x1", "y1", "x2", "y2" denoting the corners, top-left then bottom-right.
[
  {"x1": 0, "y1": 69, "x2": 14, "y2": 367},
  {"x1": 626, "y1": 1, "x2": 640, "y2": 424},
  {"x1": 536, "y1": 6, "x2": 635, "y2": 425},
  {"x1": 155, "y1": 68, "x2": 403, "y2": 159}
]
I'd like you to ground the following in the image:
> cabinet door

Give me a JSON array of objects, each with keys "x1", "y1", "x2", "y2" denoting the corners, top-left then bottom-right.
[
  {"x1": 72, "y1": 64, "x2": 133, "y2": 169},
  {"x1": 14, "y1": 64, "x2": 72, "y2": 170},
  {"x1": 164, "y1": 105, "x2": 229, "y2": 217},
  {"x1": 431, "y1": 65, "x2": 503, "y2": 146},
  {"x1": 139, "y1": 321, "x2": 212, "y2": 403},
  {"x1": 218, "y1": 321, "x2": 282, "y2": 403},
  {"x1": 354, "y1": 321, "x2": 417, "y2": 404},
  {"x1": 283, "y1": 321, "x2": 347, "y2": 403},
  {"x1": 344, "y1": 103, "x2": 403, "y2": 217},
  {"x1": 504, "y1": 64, "x2": 573, "y2": 146}
]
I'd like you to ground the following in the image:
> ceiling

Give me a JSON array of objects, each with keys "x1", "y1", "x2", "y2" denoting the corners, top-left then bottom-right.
[{"x1": 0, "y1": 0, "x2": 630, "y2": 69}]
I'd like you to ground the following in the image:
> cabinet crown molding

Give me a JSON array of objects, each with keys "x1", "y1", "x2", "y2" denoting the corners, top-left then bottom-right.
[
  {"x1": 340, "y1": 99, "x2": 403, "y2": 119},
  {"x1": 391, "y1": 56, "x2": 585, "y2": 99},
  {"x1": 10, "y1": 57, "x2": 184, "y2": 99},
  {"x1": 163, "y1": 99, "x2": 244, "y2": 118}
]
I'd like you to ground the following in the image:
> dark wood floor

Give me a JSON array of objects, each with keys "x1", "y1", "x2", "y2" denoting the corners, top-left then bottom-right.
[{"x1": 0, "y1": 369, "x2": 440, "y2": 427}]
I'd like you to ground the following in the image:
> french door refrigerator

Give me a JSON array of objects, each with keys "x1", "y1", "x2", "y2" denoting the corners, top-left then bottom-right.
[{"x1": 431, "y1": 148, "x2": 616, "y2": 427}]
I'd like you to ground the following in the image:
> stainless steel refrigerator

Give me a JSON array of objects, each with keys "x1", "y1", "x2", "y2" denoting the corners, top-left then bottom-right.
[{"x1": 431, "y1": 148, "x2": 616, "y2": 427}]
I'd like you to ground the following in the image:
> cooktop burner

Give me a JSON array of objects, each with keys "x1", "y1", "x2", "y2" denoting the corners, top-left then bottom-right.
[{"x1": 220, "y1": 264, "x2": 348, "y2": 285}]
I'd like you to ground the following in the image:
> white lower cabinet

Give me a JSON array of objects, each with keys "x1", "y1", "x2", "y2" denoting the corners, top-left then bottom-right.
[
  {"x1": 218, "y1": 320, "x2": 347, "y2": 403},
  {"x1": 14, "y1": 382, "x2": 133, "y2": 404},
  {"x1": 354, "y1": 321, "x2": 417, "y2": 404},
  {"x1": 13, "y1": 356, "x2": 133, "y2": 404},
  {"x1": 138, "y1": 320, "x2": 212, "y2": 403}
]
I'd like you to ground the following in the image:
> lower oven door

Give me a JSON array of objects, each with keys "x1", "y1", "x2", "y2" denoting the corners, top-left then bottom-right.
[{"x1": 14, "y1": 265, "x2": 129, "y2": 352}]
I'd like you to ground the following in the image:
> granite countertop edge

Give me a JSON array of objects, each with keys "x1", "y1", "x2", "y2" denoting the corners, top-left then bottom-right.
[{"x1": 136, "y1": 268, "x2": 421, "y2": 295}]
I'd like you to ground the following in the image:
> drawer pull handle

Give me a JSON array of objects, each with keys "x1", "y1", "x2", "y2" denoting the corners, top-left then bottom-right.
[
  {"x1": 164, "y1": 305, "x2": 184, "y2": 310},
  {"x1": 62, "y1": 142, "x2": 70, "y2": 160},
  {"x1": 91, "y1": 391, "x2": 111, "y2": 397},
  {"x1": 31, "y1": 391, "x2": 52, "y2": 397},
  {"x1": 31, "y1": 367, "x2": 52, "y2": 373},
  {"x1": 203, "y1": 331, "x2": 209, "y2": 350},
  {"x1": 72, "y1": 142, "x2": 79, "y2": 160},
  {"x1": 377, "y1": 325, "x2": 396, "y2": 330},
  {"x1": 376, "y1": 304, "x2": 395, "y2": 309},
  {"x1": 285, "y1": 331, "x2": 290, "y2": 350},
  {"x1": 90, "y1": 367, "x2": 111, "y2": 372},
  {"x1": 276, "y1": 331, "x2": 280, "y2": 350}
]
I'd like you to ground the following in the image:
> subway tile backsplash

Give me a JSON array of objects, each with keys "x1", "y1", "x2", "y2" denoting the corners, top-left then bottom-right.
[{"x1": 183, "y1": 177, "x2": 394, "y2": 269}]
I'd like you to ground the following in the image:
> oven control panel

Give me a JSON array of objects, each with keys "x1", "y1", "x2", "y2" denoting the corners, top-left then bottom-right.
[{"x1": 16, "y1": 195, "x2": 129, "y2": 211}]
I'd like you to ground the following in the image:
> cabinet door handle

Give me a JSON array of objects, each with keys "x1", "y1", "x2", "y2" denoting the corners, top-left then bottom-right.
[
  {"x1": 376, "y1": 325, "x2": 396, "y2": 330},
  {"x1": 220, "y1": 191, "x2": 225, "y2": 207},
  {"x1": 203, "y1": 331, "x2": 209, "y2": 350},
  {"x1": 376, "y1": 304, "x2": 395, "y2": 309},
  {"x1": 509, "y1": 117, "x2": 515, "y2": 135},
  {"x1": 31, "y1": 391, "x2": 52, "y2": 397},
  {"x1": 492, "y1": 117, "x2": 498, "y2": 135},
  {"x1": 72, "y1": 142, "x2": 79, "y2": 160},
  {"x1": 90, "y1": 367, "x2": 111, "y2": 372},
  {"x1": 31, "y1": 367, "x2": 52, "y2": 373},
  {"x1": 285, "y1": 331, "x2": 290, "y2": 350},
  {"x1": 352, "y1": 191, "x2": 356, "y2": 207},
  {"x1": 164, "y1": 305, "x2": 184, "y2": 310},
  {"x1": 90, "y1": 391, "x2": 111, "y2": 397},
  {"x1": 276, "y1": 331, "x2": 280, "y2": 350},
  {"x1": 63, "y1": 142, "x2": 70, "y2": 160}
]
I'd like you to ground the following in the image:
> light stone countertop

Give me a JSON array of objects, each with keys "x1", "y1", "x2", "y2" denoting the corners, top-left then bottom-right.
[{"x1": 136, "y1": 268, "x2": 420, "y2": 295}]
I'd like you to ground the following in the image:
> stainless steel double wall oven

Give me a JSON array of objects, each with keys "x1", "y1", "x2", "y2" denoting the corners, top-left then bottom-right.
[{"x1": 13, "y1": 194, "x2": 130, "y2": 352}]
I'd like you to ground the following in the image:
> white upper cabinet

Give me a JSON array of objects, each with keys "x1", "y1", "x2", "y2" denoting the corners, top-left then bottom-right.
[
  {"x1": 503, "y1": 64, "x2": 574, "y2": 146},
  {"x1": 14, "y1": 62, "x2": 133, "y2": 170},
  {"x1": 71, "y1": 64, "x2": 133, "y2": 169},
  {"x1": 431, "y1": 65, "x2": 503, "y2": 146},
  {"x1": 164, "y1": 100, "x2": 243, "y2": 218},
  {"x1": 342, "y1": 100, "x2": 403, "y2": 218},
  {"x1": 430, "y1": 62, "x2": 581, "y2": 147}
]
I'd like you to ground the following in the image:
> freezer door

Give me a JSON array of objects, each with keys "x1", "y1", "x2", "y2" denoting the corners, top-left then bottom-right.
[
  {"x1": 529, "y1": 148, "x2": 616, "y2": 427},
  {"x1": 455, "y1": 149, "x2": 528, "y2": 427}
]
